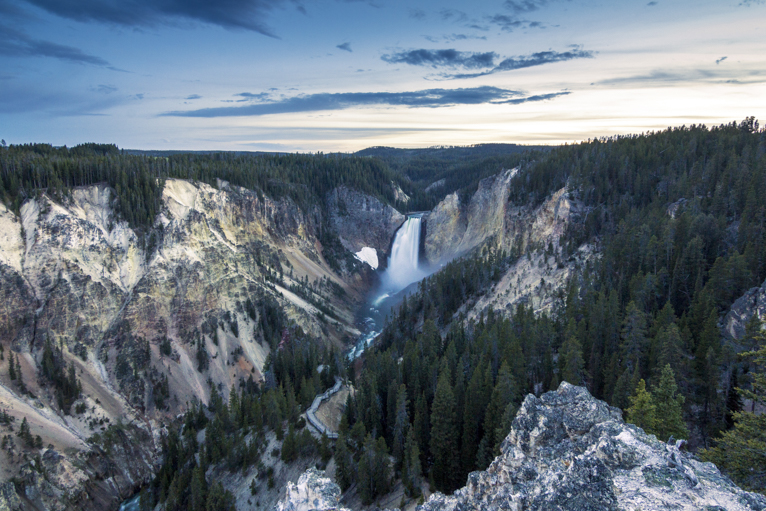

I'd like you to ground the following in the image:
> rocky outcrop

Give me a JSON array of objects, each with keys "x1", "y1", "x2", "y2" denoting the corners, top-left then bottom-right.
[
  {"x1": 327, "y1": 187, "x2": 404, "y2": 258},
  {"x1": 420, "y1": 382, "x2": 766, "y2": 511},
  {"x1": 280, "y1": 383, "x2": 765, "y2": 511},
  {"x1": 723, "y1": 277, "x2": 766, "y2": 344},
  {"x1": 274, "y1": 468, "x2": 350, "y2": 511}
]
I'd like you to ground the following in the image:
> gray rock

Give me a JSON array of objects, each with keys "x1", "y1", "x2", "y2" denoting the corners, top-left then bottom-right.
[
  {"x1": 274, "y1": 468, "x2": 350, "y2": 511},
  {"x1": 327, "y1": 186, "x2": 405, "y2": 257},
  {"x1": 723, "y1": 277, "x2": 766, "y2": 343},
  {"x1": 0, "y1": 482, "x2": 23, "y2": 511},
  {"x1": 418, "y1": 382, "x2": 766, "y2": 511}
]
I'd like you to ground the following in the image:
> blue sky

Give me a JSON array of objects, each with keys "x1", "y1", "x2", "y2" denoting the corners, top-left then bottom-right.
[{"x1": 1, "y1": 0, "x2": 765, "y2": 151}]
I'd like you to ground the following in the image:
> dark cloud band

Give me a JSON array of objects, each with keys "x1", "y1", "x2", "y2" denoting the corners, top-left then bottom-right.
[
  {"x1": 22, "y1": 0, "x2": 284, "y2": 37},
  {"x1": 162, "y1": 86, "x2": 569, "y2": 117},
  {"x1": 381, "y1": 49, "x2": 497, "y2": 69},
  {"x1": 442, "y1": 48, "x2": 594, "y2": 79},
  {"x1": 0, "y1": 24, "x2": 111, "y2": 66}
]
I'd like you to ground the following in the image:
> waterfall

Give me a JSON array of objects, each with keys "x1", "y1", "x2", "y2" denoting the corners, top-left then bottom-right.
[
  {"x1": 381, "y1": 214, "x2": 426, "y2": 295},
  {"x1": 351, "y1": 214, "x2": 427, "y2": 359}
]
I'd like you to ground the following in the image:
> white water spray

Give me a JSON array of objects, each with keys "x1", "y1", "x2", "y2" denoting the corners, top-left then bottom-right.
[{"x1": 381, "y1": 215, "x2": 427, "y2": 294}]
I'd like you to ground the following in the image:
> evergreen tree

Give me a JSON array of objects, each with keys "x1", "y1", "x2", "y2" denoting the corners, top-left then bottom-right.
[
  {"x1": 702, "y1": 331, "x2": 766, "y2": 493},
  {"x1": 626, "y1": 379, "x2": 657, "y2": 435},
  {"x1": 402, "y1": 427, "x2": 422, "y2": 497},
  {"x1": 652, "y1": 365, "x2": 688, "y2": 441},
  {"x1": 8, "y1": 352, "x2": 16, "y2": 381},
  {"x1": 334, "y1": 433, "x2": 355, "y2": 491},
  {"x1": 190, "y1": 465, "x2": 207, "y2": 511},
  {"x1": 430, "y1": 371, "x2": 459, "y2": 492},
  {"x1": 560, "y1": 330, "x2": 586, "y2": 385}
]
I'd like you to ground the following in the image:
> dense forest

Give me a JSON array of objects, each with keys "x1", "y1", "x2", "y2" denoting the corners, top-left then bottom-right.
[{"x1": 339, "y1": 118, "x2": 766, "y2": 497}]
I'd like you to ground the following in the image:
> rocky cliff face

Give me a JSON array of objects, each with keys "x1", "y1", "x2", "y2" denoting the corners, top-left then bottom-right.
[
  {"x1": 327, "y1": 186, "x2": 405, "y2": 263},
  {"x1": 723, "y1": 277, "x2": 766, "y2": 345},
  {"x1": 423, "y1": 169, "x2": 515, "y2": 266},
  {"x1": 0, "y1": 179, "x2": 368, "y2": 510},
  {"x1": 278, "y1": 384, "x2": 766, "y2": 511},
  {"x1": 423, "y1": 166, "x2": 592, "y2": 319}
]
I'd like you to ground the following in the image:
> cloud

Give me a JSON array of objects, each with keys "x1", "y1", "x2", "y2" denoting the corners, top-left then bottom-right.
[
  {"x1": 336, "y1": 42, "x2": 352, "y2": 52},
  {"x1": 503, "y1": 0, "x2": 549, "y2": 14},
  {"x1": 94, "y1": 84, "x2": 118, "y2": 94},
  {"x1": 596, "y1": 68, "x2": 766, "y2": 87},
  {"x1": 237, "y1": 92, "x2": 271, "y2": 100},
  {"x1": 408, "y1": 8, "x2": 426, "y2": 20},
  {"x1": 185, "y1": 94, "x2": 202, "y2": 100},
  {"x1": 487, "y1": 14, "x2": 545, "y2": 31},
  {"x1": 440, "y1": 8, "x2": 468, "y2": 22},
  {"x1": 381, "y1": 49, "x2": 497, "y2": 69},
  {"x1": 439, "y1": 47, "x2": 594, "y2": 79},
  {"x1": 716, "y1": 56, "x2": 727, "y2": 65},
  {"x1": 647, "y1": 1, "x2": 657, "y2": 5},
  {"x1": 162, "y1": 86, "x2": 569, "y2": 117},
  {"x1": 423, "y1": 33, "x2": 487, "y2": 43},
  {"x1": 21, "y1": 0, "x2": 286, "y2": 37},
  {"x1": 0, "y1": 24, "x2": 111, "y2": 66}
]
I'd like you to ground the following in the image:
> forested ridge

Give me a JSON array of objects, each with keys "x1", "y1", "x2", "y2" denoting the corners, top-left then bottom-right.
[
  {"x1": 0, "y1": 143, "x2": 414, "y2": 230},
  {"x1": 339, "y1": 118, "x2": 766, "y2": 497}
]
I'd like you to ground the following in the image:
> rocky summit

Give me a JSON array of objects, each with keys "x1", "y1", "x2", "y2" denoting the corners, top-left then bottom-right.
[{"x1": 278, "y1": 383, "x2": 766, "y2": 511}]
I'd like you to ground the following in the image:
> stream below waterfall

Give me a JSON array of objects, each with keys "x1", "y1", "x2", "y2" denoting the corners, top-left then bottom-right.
[{"x1": 348, "y1": 214, "x2": 433, "y2": 360}]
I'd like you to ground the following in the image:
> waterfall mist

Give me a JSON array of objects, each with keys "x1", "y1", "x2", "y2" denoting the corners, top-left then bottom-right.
[{"x1": 380, "y1": 215, "x2": 428, "y2": 296}]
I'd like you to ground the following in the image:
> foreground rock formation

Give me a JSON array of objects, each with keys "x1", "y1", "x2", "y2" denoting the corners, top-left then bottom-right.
[{"x1": 278, "y1": 383, "x2": 766, "y2": 511}]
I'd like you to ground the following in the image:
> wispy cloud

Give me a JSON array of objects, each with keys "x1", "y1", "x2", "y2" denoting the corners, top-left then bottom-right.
[
  {"x1": 429, "y1": 47, "x2": 594, "y2": 79},
  {"x1": 408, "y1": 8, "x2": 426, "y2": 20},
  {"x1": 336, "y1": 42, "x2": 352, "y2": 52},
  {"x1": 423, "y1": 33, "x2": 487, "y2": 43},
  {"x1": 94, "y1": 84, "x2": 118, "y2": 94},
  {"x1": 162, "y1": 86, "x2": 570, "y2": 117},
  {"x1": 381, "y1": 49, "x2": 497, "y2": 69},
  {"x1": 716, "y1": 56, "x2": 727, "y2": 65},
  {"x1": 503, "y1": 0, "x2": 550, "y2": 14},
  {"x1": 22, "y1": 0, "x2": 287, "y2": 37},
  {"x1": 596, "y1": 68, "x2": 766, "y2": 86},
  {"x1": 0, "y1": 24, "x2": 112, "y2": 66},
  {"x1": 185, "y1": 94, "x2": 202, "y2": 100}
]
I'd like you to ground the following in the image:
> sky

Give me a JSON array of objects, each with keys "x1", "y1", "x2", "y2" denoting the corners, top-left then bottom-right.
[{"x1": 1, "y1": 0, "x2": 765, "y2": 152}]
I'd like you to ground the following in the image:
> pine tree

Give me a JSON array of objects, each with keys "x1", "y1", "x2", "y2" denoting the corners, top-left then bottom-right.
[
  {"x1": 430, "y1": 371, "x2": 458, "y2": 493},
  {"x1": 560, "y1": 331, "x2": 586, "y2": 385},
  {"x1": 701, "y1": 331, "x2": 766, "y2": 493},
  {"x1": 334, "y1": 433, "x2": 355, "y2": 491},
  {"x1": 626, "y1": 379, "x2": 657, "y2": 435},
  {"x1": 190, "y1": 465, "x2": 207, "y2": 511},
  {"x1": 391, "y1": 385, "x2": 409, "y2": 467},
  {"x1": 652, "y1": 365, "x2": 688, "y2": 441},
  {"x1": 8, "y1": 352, "x2": 16, "y2": 381},
  {"x1": 402, "y1": 427, "x2": 422, "y2": 497}
]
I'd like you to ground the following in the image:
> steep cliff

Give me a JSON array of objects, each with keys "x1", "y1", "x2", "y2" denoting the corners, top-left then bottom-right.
[
  {"x1": 424, "y1": 166, "x2": 592, "y2": 319},
  {"x1": 327, "y1": 186, "x2": 405, "y2": 265},
  {"x1": 0, "y1": 179, "x2": 367, "y2": 510},
  {"x1": 277, "y1": 384, "x2": 766, "y2": 511},
  {"x1": 423, "y1": 168, "x2": 515, "y2": 266}
]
